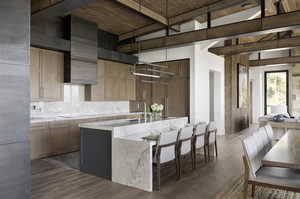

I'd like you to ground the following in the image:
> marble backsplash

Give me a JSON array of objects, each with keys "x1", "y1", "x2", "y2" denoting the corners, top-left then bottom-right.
[{"x1": 31, "y1": 101, "x2": 130, "y2": 117}]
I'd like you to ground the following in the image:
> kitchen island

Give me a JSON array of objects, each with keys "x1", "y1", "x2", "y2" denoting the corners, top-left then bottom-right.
[{"x1": 79, "y1": 117, "x2": 188, "y2": 191}]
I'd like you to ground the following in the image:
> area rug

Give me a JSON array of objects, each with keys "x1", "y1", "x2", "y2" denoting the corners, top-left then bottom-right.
[{"x1": 214, "y1": 176, "x2": 300, "y2": 199}]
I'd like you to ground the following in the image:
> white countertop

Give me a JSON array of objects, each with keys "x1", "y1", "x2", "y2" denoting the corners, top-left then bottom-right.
[
  {"x1": 30, "y1": 112, "x2": 142, "y2": 124},
  {"x1": 79, "y1": 117, "x2": 178, "y2": 131}
]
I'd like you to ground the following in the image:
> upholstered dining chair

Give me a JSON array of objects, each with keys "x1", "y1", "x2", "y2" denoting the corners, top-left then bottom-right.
[
  {"x1": 264, "y1": 123, "x2": 275, "y2": 145},
  {"x1": 193, "y1": 122, "x2": 207, "y2": 168},
  {"x1": 177, "y1": 125, "x2": 194, "y2": 179},
  {"x1": 153, "y1": 129, "x2": 179, "y2": 190},
  {"x1": 205, "y1": 122, "x2": 218, "y2": 160},
  {"x1": 242, "y1": 133, "x2": 300, "y2": 199}
]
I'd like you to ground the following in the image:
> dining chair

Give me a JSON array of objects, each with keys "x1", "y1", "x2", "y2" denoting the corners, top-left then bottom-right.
[
  {"x1": 242, "y1": 134, "x2": 300, "y2": 199},
  {"x1": 153, "y1": 129, "x2": 179, "y2": 190},
  {"x1": 177, "y1": 125, "x2": 194, "y2": 179},
  {"x1": 264, "y1": 123, "x2": 274, "y2": 146},
  {"x1": 193, "y1": 122, "x2": 207, "y2": 168},
  {"x1": 205, "y1": 122, "x2": 218, "y2": 160}
]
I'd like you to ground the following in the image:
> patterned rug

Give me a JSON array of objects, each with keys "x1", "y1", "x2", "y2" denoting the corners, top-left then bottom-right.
[{"x1": 214, "y1": 176, "x2": 300, "y2": 199}]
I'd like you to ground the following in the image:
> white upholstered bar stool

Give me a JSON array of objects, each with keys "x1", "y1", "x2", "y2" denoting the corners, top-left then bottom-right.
[
  {"x1": 193, "y1": 122, "x2": 207, "y2": 168},
  {"x1": 205, "y1": 122, "x2": 218, "y2": 160},
  {"x1": 177, "y1": 125, "x2": 194, "y2": 179},
  {"x1": 153, "y1": 129, "x2": 179, "y2": 190}
]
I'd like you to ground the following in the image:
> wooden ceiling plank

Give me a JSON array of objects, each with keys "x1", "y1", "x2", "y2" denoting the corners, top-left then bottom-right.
[
  {"x1": 32, "y1": 0, "x2": 100, "y2": 19},
  {"x1": 117, "y1": 11, "x2": 300, "y2": 53},
  {"x1": 116, "y1": 0, "x2": 180, "y2": 32},
  {"x1": 116, "y1": 0, "x2": 167, "y2": 25},
  {"x1": 249, "y1": 56, "x2": 300, "y2": 67},
  {"x1": 209, "y1": 37, "x2": 300, "y2": 56},
  {"x1": 119, "y1": 0, "x2": 259, "y2": 41}
]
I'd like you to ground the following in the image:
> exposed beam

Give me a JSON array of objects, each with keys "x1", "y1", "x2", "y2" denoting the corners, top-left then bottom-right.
[
  {"x1": 116, "y1": 0, "x2": 180, "y2": 32},
  {"x1": 116, "y1": 0, "x2": 167, "y2": 25},
  {"x1": 117, "y1": 11, "x2": 300, "y2": 53},
  {"x1": 119, "y1": 0, "x2": 258, "y2": 41},
  {"x1": 209, "y1": 37, "x2": 300, "y2": 55},
  {"x1": 32, "y1": 0, "x2": 99, "y2": 19},
  {"x1": 249, "y1": 56, "x2": 300, "y2": 67}
]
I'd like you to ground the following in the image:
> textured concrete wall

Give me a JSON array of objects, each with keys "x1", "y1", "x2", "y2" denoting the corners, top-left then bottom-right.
[{"x1": 0, "y1": 1, "x2": 31, "y2": 198}]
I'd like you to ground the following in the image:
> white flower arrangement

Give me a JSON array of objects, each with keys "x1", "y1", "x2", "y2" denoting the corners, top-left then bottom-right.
[{"x1": 150, "y1": 103, "x2": 164, "y2": 113}]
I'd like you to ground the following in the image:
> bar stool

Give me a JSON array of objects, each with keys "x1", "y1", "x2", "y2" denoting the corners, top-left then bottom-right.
[
  {"x1": 193, "y1": 122, "x2": 207, "y2": 168},
  {"x1": 205, "y1": 122, "x2": 218, "y2": 160},
  {"x1": 177, "y1": 125, "x2": 194, "y2": 179},
  {"x1": 153, "y1": 129, "x2": 179, "y2": 190}
]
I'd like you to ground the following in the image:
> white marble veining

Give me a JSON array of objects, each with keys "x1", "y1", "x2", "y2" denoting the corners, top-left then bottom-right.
[
  {"x1": 31, "y1": 101, "x2": 132, "y2": 123},
  {"x1": 81, "y1": 117, "x2": 188, "y2": 192}
]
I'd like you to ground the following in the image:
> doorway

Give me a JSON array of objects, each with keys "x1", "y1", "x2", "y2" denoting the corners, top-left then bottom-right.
[{"x1": 209, "y1": 70, "x2": 222, "y2": 126}]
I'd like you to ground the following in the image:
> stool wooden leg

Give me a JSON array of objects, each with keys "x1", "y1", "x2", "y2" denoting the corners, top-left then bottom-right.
[
  {"x1": 251, "y1": 184, "x2": 255, "y2": 197},
  {"x1": 215, "y1": 141, "x2": 218, "y2": 157}
]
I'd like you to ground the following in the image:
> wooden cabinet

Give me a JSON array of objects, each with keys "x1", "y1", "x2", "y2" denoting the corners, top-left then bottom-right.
[
  {"x1": 40, "y1": 49, "x2": 64, "y2": 101},
  {"x1": 31, "y1": 122, "x2": 51, "y2": 160},
  {"x1": 136, "y1": 59, "x2": 190, "y2": 117},
  {"x1": 30, "y1": 48, "x2": 41, "y2": 101},
  {"x1": 49, "y1": 121, "x2": 70, "y2": 155},
  {"x1": 91, "y1": 59, "x2": 136, "y2": 101},
  {"x1": 30, "y1": 47, "x2": 64, "y2": 101},
  {"x1": 69, "y1": 118, "x2": 97, "y2": 152}
]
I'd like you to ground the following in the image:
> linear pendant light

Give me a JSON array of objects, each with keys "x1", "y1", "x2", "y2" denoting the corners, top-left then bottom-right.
[{"x1": 132, "y1": 72, "x2": 160, "y2": 78}]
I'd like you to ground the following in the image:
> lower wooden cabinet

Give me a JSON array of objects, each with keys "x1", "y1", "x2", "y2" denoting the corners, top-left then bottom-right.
[
  {"x1": 30, "y1": 114, "x2": 141, "y2": 160},
  {"x1": 49, "y1": 121, "x2": 70, "y2": 155},
  {"x1": 31, "y1": 122, "x2": 51, "y2": 160}
]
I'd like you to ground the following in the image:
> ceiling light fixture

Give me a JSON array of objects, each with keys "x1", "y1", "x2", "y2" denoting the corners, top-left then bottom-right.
[{"x1": 132, "y1": 72, "x2": 160, "y2": 78}]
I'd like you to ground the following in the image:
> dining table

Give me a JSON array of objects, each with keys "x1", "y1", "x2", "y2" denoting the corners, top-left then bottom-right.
[{"x1": 262, "y1": 130, "x2": 300, "y2": 169}]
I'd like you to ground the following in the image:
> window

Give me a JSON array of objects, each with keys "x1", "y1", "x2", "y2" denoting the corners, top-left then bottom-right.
[{"x1": 264, "y1": 70, "x2": 289, "y2": 115}]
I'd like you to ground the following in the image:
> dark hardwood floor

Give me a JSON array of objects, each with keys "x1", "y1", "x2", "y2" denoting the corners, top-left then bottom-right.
[{"x1": 32, "y1": 132, "x2": 249, "y2": 199}]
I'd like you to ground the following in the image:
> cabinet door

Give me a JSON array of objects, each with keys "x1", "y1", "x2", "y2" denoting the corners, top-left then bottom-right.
[
  {"x1": 69, "y1": 118, "x2": 97, "y2": 151},
  {"x1": 127, "y1": 78, "x2": 136, "y2": 100},
  {"x1": 40, "y1": 49, "x2": 64, "y2": 101},
  {"x1": 30, "y1": 47, "x2": 40, "y2": 101},
  {"x1": 49, "y1": 121, "x2": 70, "y2": 155},
  {"x1": 91, "y1": 60, "x2": 105, "y2": 101},
  {"x1": 31, "y1": 122, "x2": 51, "y2": 160}
]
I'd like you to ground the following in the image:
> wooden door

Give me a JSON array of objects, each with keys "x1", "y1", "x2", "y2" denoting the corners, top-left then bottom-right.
[
  {"x1": 49, "y1": 121, "x2": 70, "y2": 155},
  {"x1": 30, "y1": 122, "x2": 51, "y2": 159},
  {"x1": 30, "y1": 47, "x2": 40, "y2": 101},
  {"x1": 40, "y1": 49, "x2": 64, "y2": 101}
]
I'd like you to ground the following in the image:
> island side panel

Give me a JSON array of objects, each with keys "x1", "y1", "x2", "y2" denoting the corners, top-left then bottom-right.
[
  {"x1": 112, "y1": 138, "x2": 153, "y2": 192},
  {"x1": 80, "y1": 128, "x2": 112, "y2": 180}
]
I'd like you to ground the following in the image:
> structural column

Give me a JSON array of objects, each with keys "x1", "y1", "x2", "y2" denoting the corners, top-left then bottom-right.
[{"x1": 0, "y1": 1, "x2": 31, "y2": 198}]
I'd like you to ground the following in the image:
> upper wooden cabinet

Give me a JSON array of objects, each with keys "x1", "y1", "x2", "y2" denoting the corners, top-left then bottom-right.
[
  {"x1": 90, "y1": 59, "x2": 136, "y2": 101},
  {"x1": 30, "y1": 47, "x2": 64, "y2": 101}
]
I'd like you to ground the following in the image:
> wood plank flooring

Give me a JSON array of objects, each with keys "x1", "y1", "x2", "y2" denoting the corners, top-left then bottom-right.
[{"x1": 32, "y1": 132, "x2": 249, "y2": 199}]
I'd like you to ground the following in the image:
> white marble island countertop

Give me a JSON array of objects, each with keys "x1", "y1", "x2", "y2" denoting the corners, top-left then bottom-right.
[
  {"x1": 79, "y1": 117, "x2": 188, "y2": 192},
  {"x1": 79, "y1": 117, "x2": 178, "y2": 131}
]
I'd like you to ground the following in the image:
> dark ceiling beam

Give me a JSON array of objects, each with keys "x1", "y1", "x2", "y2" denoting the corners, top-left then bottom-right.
[
  {"x1": 249, "y1": 56, "x2": 300, "y2": 67},
  {"x1": 32, "y1": 0, "x2": 99, "y2": 19},
  {"x1": 116, "y1": 0, "x2": 180, "y2": 32},
  {"x1": 209, "y1": 36, "x2": 300, "y2": 56},
  {"x1": 118, "y1": 0, "x2": 259, "y2": 41},
  {"x1": 117, "y1": 11, "x2": 300, "y2": 53}
]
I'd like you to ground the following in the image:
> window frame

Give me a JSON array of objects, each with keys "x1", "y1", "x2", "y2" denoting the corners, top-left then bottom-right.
[{"x1": 264, "y1": 70, "x2": 289, "y2": 115}]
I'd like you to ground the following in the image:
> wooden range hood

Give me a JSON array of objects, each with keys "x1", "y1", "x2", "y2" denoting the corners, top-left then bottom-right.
[{"x1": 64, "y1": 15, "x2": 98, "y2": 85}]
